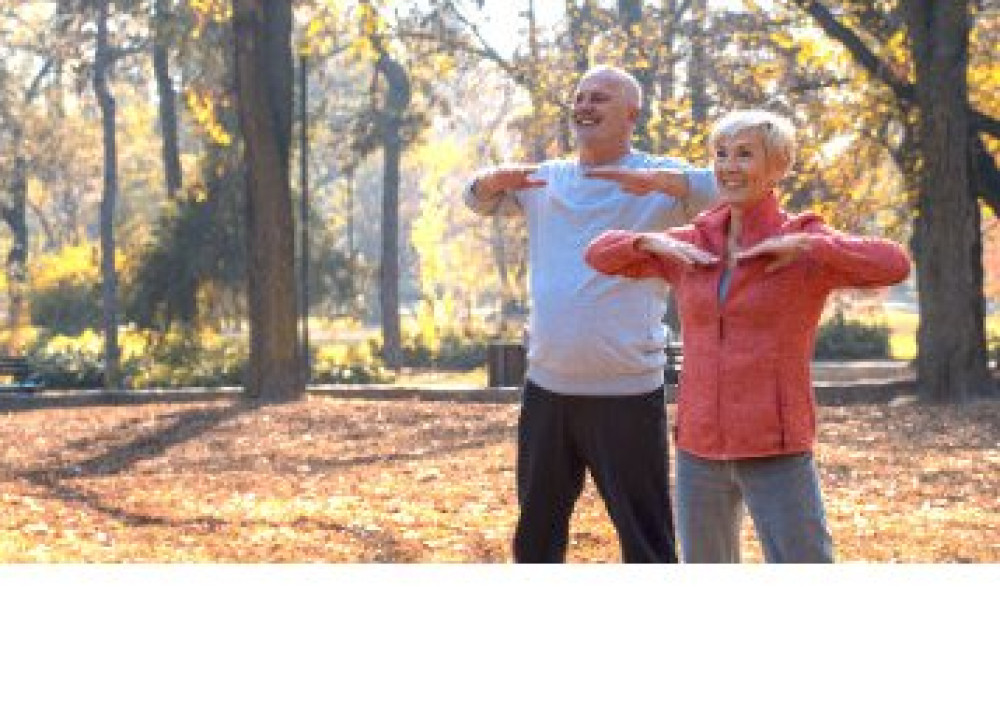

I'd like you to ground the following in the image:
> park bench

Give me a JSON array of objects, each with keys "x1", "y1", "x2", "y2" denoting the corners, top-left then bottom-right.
[
  {"x1": 664, "y1": 340, "x2": 683, "y2": 385},
  {"x1": 485, "y1": 340, "x2": 685, "y2": 388},
  {"x1": 0, "y1": 355, "x2": 43, "y2": 393},
  {"x1": 486, "y1": 342, "x2": 526, "y2": 388}
]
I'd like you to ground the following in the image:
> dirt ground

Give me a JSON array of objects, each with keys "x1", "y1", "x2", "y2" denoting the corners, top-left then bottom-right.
[{"x1": 1, "y1": 395, "x2": 997, "y2": 563}]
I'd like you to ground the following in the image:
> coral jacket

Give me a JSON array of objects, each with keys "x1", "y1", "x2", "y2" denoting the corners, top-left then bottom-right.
[{"x1": 584, "y1": 192, "x2": 911, "y2": 460}]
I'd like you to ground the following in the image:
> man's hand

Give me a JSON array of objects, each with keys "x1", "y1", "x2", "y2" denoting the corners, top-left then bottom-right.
[
  {"x1": 637, "y1": 234, "x2": 718, "y2": 267},
  {"x1": 584, "y1": 167, "x2": 690, "y2": 197},
  {"x1": 736, "y1": 234, "x2": 813, "y2": 272},
  {"x1": 473, "y1": 165, "x2": 546, "y2": 198}
]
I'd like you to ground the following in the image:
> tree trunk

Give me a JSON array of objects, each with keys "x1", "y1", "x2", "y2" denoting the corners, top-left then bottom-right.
[
  {"x1": 566, "y1": 0, "x2": 595, "y2": 74},
  {"x1": 525, "y1": 0, "x2": 553, "y2": 158},
  {"x1": 233, "y1": 0, "x2": 304, "y2": 401},
  {"x1": 687, "y1": 0, "x2": 709, "y2": 128},
  {"x1": 93, "y1": 0, "x2": 121, "y2": 390},
  {"x1": 657, "y1": 0, "x2": 677, "y2": 112},
  {"x1": 490, "y1": 215, "x2": 514, "y2": 337},
  {"x1": 299, "y1": 52, "x2": 311, "y2": 383},
  {"x1": 375, "y1": 50, "x2": 410, "y2": 369},
  {"x1": 153, "y1": 0, "x2": 182, "y2": 197},
  {"x1": 1, "y1": 153, "x2": 29, "y2": 349},
  {"x1": 617, "y1": 0, "x2": 653, "y2": 150},
  {"x1": 2, "y1": 59, "x2": 54, "y2": 349},
  {"x1": 794, "y1": 0, "x2": 995, "y2": 403},
  {"x1": 905, "y1": 0, "x2": 993, "y2": 401}
]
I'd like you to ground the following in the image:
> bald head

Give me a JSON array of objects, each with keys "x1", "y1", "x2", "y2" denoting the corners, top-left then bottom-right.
[
  {"x1": 577, "y1": 65, "x2": 643, "y2": 110},
  {"x1": 570, "y1": 65, "x2": 642, "y2": 163}
]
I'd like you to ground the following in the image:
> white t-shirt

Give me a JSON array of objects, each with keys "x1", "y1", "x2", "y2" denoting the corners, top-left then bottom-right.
[{"x1": 465, "y1": 151, "x2": 717, "y2": 395}]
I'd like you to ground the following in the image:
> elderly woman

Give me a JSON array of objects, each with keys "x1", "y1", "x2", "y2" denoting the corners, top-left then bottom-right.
[{"x1": 584, "y1": 109, "x2": 911, "y2": 563}]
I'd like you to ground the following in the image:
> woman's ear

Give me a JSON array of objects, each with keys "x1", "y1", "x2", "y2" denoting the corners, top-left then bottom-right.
[{"x1": 768, "y1": 156, "x2": 789, "y2": 186}]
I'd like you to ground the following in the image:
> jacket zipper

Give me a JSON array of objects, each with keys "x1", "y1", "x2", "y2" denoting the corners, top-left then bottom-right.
[
  {"x1": 717, "y1": 271, "x2": 726, "y2": 457},
  {"x1": 776, "y1": 373, "x2": 787, "y2": 451}
]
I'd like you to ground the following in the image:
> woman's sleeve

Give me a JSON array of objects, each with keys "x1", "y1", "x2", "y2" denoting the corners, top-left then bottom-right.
[
  {"x1": 802, "y1": 222, "x2": 912, "y2": 288},
  {"x1": 584, "y1": 229, "x2": 691, "y2": 283}
]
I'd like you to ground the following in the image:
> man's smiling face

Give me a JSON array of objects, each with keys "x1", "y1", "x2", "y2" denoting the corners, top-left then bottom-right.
[{"x1": 570, "y1": 70, "x2": 638, "y2": 153}]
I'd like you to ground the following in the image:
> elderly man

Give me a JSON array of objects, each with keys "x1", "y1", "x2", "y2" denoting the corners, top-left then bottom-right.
[{"x1": 464, "y1": 65, "x2": 716, "y2": 563}]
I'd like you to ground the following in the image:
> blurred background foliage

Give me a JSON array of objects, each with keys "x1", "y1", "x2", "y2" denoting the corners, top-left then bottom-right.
[{"x1": 0, "y1": 1, "x2": 997, "y2": 388}]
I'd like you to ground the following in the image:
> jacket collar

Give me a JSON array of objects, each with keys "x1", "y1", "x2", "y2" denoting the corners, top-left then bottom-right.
[{"x1": 694, "y1": 191, "x2": 786, "y2": 250}]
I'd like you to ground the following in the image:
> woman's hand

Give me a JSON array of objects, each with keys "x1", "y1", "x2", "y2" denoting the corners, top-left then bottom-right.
[
  {"x1": 737, "y1": 234, "x2": 813, "y2": 272},
  {"x1": 637, "y1": 234, "x2": 719, "y2": 267}
]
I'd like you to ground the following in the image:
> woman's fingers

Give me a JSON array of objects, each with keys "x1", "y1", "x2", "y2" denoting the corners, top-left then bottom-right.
[{"x1": 737, "y1": 235, "x2": 811, "y2": 270}]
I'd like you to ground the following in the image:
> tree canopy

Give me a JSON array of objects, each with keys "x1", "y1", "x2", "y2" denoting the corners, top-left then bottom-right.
[{"x1": 0, "y1": 0, "x2": 997, "y2": 401}]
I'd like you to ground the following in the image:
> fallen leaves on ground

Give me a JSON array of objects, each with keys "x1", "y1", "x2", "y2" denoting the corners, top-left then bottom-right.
[{"x1": 1, "y1": 396, "x2": 997, "y2": 563}]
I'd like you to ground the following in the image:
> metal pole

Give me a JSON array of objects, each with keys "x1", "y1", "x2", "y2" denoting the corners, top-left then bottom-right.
[
  {"x1": 299, "y1": 52, "x2": 311, "y2": 383},
  {"x1": 347, "y1": 166, "x2": 355, "y2": 256}
]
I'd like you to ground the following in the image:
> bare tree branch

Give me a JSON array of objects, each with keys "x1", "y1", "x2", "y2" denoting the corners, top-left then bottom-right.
[
  {"x1": 973, "y1": 109, "x2": 1000, "y2": 138},
  {"x1": 975, "y1": 135, "x2": 1000, "y2": 218},
  {"x1": 789, "y1": 0, "x2": 915, "y2": 104}
]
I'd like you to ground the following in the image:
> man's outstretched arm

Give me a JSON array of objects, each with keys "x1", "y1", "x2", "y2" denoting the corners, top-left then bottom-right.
[{"x1": 463, "y1": 164, "x2": 546, "y2": 216}]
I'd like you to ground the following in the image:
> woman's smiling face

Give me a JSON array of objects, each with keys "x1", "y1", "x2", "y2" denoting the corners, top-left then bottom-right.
[{"x1": 712, "y1": 127, "x2": 779, "y2": 208}]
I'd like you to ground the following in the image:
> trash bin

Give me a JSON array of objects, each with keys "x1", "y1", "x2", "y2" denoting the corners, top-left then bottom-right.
[{"x1": 486, "y1": 342, "x2": 526, "y2": 388}]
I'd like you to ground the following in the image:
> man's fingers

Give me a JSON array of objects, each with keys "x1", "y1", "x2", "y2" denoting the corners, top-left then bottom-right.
[
  {"x1": 584, "y1": 169, "x2": 627, "y2": 181},
  {"x1": 491, "y1": 169, "x2": 545, "y2": 190},
  {"x1": 622, "y1": 185, "x2": 648, "y2": 195},
  {"x1": 521, "y1": 178, "x2": 547, "y2": 189},
  {"x1": 492, "y1": 165, "x2": 539, "y2": 180},
  {"x1": 584, "y1": 166, "x2": 625, "y2": 174}
]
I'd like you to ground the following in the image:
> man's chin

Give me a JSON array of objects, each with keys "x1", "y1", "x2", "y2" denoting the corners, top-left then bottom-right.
[{"x1": 573, "y1": 129, "x2": 610, "y2": 144}]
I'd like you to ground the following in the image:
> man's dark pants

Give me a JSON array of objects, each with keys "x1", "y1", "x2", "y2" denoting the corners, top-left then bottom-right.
[{"x1": 513, "y1": 380, "x2": 678, "y2": 563}]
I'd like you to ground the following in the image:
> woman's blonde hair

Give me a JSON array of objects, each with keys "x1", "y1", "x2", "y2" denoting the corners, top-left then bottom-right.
[{"x1": 709, "y1": 109, "x2": 797, "y2": 179}]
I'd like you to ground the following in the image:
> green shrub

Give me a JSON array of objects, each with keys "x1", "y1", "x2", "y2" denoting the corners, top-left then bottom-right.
[
  {"x1": 29, "y1": 280, "x2": 103, "y2": 336},
  {"x1": 133, "y1": 331, "x2": 247, "y2": 388},
  {"x1": 311, "y1": 338, "x2": 392, "y2": 384},
  {"x1": 398, "y1": 331, "x2": 487, "y2": 369},
  {"x1": 27, "y1": 346, "x2": 108, "y2": 389},
  {"x1": 814, "y1": 312, "x2": 891, "y2": 360},
  {"x1": 24, "y1": 327, "x2": 244, "y2": 389},
  {"x1": 26, "y1": 243, "x2": 104, "y2": 336},
  {"x1": 22, "y1": 322, "x2": 494, "y2": 389}
]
